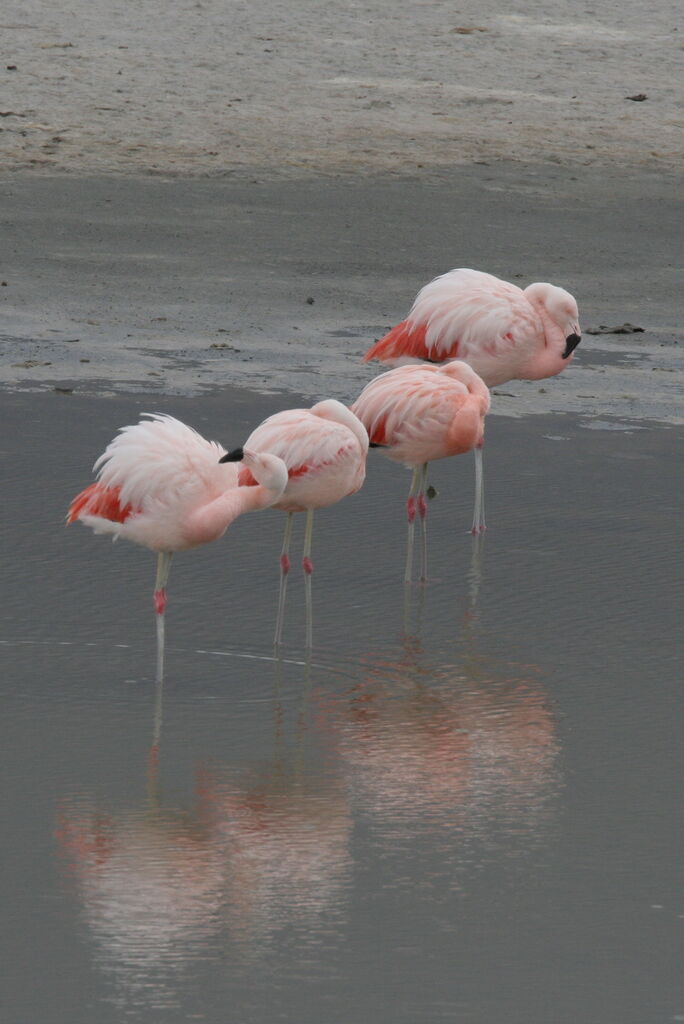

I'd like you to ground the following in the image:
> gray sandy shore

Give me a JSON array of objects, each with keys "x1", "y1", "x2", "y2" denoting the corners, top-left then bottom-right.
[
  {"x1": 1, "y1": 0, "x2": 682, "y2": 422},
  {"x1": 1, "y1": 165, "x2": 682, "y2": 423}
]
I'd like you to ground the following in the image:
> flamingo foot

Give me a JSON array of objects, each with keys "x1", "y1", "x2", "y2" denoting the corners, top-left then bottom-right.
[
  {"x1": 280, "y1": 554, "x2": 291, "y2": 574},
  {"x1": 302, "y1": 557, "x2": 314, "y2": 575},
  {"x1": 407, "y1": 496, "x2": 417, "y2": 523},
  {"x1": 154, "y1": 589, "x2": 167, "y2": 615},
  {"x1": 418, "y1": 495, "x2": 427, "y2": 519}
]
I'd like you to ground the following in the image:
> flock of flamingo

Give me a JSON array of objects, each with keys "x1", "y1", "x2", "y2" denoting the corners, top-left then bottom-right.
[{"x1": 68, "y1": 268, "x2": 582, "y2": 665}]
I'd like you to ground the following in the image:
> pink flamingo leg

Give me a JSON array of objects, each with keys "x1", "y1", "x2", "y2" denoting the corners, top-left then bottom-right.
[
  {"x1": 471, "y1": 441, "x2": 486, "y2": 534},
  {"x1": 274, "y1": 512, "x2": 294, "y2": 647},
  {"x1": 404, "y1": 466, "x2": 421, "y2": 583},
  {"x1": 153, "y1": 551, "x2": 172, "y2": 683},
  {"x1": 418, "y1": 463, "x2": 429, "y2": 581},
  {"x1": 302, "y1": 509, "x2": 314, "y2": 648}
]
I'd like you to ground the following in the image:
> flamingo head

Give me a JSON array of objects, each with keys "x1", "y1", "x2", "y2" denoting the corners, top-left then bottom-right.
[
  {"x1": 220, "y1": 447, "x2": 288, "y2": 499},
  {"x1": 525, "y1": 282, "x2": 582, "y2": 358}
]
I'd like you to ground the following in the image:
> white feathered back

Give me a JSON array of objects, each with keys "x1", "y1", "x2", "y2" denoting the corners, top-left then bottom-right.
[
  {"x1": 409, "y1": 268, "x2": 538, "y2": 359},
  {"x1": 94, "y1": 414, "x2": 237, "y2": 511}
]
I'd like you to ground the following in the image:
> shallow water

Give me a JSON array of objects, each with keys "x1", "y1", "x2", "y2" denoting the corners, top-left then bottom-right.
[{"x1": 2, "y1": 390, "x2": 683, "y2": 1023}]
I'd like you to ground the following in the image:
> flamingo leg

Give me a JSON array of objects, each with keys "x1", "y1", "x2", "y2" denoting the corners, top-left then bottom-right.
[
  {"x1": 418, "y1": 462, "x2": 429, "y2": 582},
  {"x1": 404, "y1": 466, "x2": 421, "y2": 584},
  {"x1": 471, "y1": 442, "x2": 486, "y2": 534},
  {"x1": 153, "y1": 551, "x2": 172, "y2": 683},
  {"x1": 302, "y1": 508, "x2": 314, "y2": 649},
  {"x1": 274, "y1": 511, "x2": 294, "y2": 647}
]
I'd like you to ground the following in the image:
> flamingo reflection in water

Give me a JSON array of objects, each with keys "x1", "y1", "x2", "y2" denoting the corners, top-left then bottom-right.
[
  {"x1": 55, "y1": 663, "x2": 354, "y2": 993},
  {"x1": 196, "y1": 667, "x2": 353, "y2": 952},
  {"x1": 55, "y1": 676, "x2": 225, "y2": 1011},
  {"x1": 318, "y1": 642, "x2": 559, "y2": 866}
]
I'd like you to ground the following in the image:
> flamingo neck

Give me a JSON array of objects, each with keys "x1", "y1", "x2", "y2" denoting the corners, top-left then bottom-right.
[
  {"x1": 311, "y1": 399, "x2": 369, "y2": 453},
  {"x1": 446, "y1": 400, "x2": 484, "y2": 455},
  {"x1": 521, "y1": 299, "x2": 567, "y2": 380},
  {"x1": 185, "y1": 485, "x2": 278, "y2": 546}
]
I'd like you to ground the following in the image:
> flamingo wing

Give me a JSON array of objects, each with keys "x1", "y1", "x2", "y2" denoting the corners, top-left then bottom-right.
[
  {"x1": 71, "y1": 415, "x2": 237, "y2": 524},
  {"x1": 67, "y1": 482, "x2": 135, "y2": 524},
  {"x1": 364, "y1": 268, "x2": 539, "y2": 365},
  {"x1": 352, "y1": 364, "x2": 470, "y2": 460},
  {"x1": 97, "y1": 414, "x2": 237, "y2": 510},
  {"x1": 242, "y1": 409, "x2": 360, "y2": 483}
]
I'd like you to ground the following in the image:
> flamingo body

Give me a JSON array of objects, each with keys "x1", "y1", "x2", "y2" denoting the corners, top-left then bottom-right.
[
  {"x1": 352, "y1": 361, "x2": 490, "y2": 578},
  {"x1": 364, "y1": 268, "x2": 581, "y2": 386},
  {"x1": 68, "y1": 414, "x2": 289, "y2": 674},
  {"x1": 353, "y1": 361, "x2": 490, "y2": 466},
  {"x1": 225, "y1": 399, "x2": 369, "y2": 646},
  {"x1": 68, "y1": 414, "x2": 250, "y2": 551},
  {"x1": 239, "y1": 399, "x2": 368, "y2": 512}
]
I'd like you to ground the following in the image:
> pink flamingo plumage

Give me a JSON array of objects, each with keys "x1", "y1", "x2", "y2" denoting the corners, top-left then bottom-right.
[
  {"x1": 351, "y1": 361, "x2": 490, "y2": 582},
  {"x1": 221, "y1": 399, "x2": 368, "y2": 647},
  {"x1": 364, "y1": 268, "x2": 582, "y2": 383},
  {"x1": 67, "y1": 413, "x2": 288, "y2": 677},
  {"x1": 364, "y1": 268, "x2": 581, "y2": 532}
]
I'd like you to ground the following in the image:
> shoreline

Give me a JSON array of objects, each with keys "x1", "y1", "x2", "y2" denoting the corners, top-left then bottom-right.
[{"x1": 1, "y1": 163, "x2": 682, "y2": 425}]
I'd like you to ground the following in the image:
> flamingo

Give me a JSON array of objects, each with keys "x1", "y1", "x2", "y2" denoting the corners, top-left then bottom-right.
[
  {"x1": 221, "y1": 399, "x2": 368, "y2": 647},
  {"x1": 351, "y1": 361, "x2": 490, "y2": 582},
  {"x1": 67, "y1": 413, "x2": 288, "y2": 678},
  {"x1": 363, "y1": 268, "x2": 581, "y2": 531}
]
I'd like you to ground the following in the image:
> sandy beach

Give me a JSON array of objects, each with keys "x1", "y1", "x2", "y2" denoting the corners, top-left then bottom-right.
[{"x1": 1, "y1": 0, "x2": 681, "y2": 176}]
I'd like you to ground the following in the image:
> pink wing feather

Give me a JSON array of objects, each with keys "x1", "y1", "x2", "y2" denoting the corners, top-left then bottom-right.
[
  {"x1": 365, "y1": 269, "x2": 541, "y2": 377},
  {"x1": 352, "y1": 361, "x2": 488, "y2": 466},
  {"x1": 242, "y1": 406, "x2": 366, "y2": 511},
  {"x1": 243, "y1": 409, "x2": 357, "y2": 478}
]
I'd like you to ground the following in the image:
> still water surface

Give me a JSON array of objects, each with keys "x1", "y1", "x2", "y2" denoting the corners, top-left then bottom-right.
[{"x1": 2, "y1": 391, "x2": 682, "y2": 1023}]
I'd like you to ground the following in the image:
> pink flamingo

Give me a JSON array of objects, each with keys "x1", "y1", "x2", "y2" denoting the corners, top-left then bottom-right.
[
  {"x1": 351, "y1": 361, "x2": 490, "y2": 582},
  {"x1": 364, "y1": 268, "x2": 581, "y2": 531},
  {"x1": 221, "y1": 399, "x2": 368, "y2": 647},
  {"x1": 67, "y1": 413, "x2": 288, "y2": 678}
]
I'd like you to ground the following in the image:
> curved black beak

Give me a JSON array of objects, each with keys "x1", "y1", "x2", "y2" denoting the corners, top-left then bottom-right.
[
  {"x1": 219, "y1": 446, "x2": 244, "y2": 463},
  {"x1": 562, "y1": 333, "x2": 582, "y2": 359}
]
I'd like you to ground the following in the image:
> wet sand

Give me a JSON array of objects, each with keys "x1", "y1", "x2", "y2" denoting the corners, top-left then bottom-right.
[{"x1": 1, "y1": 165, "x2": 682, "y2": 421}]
